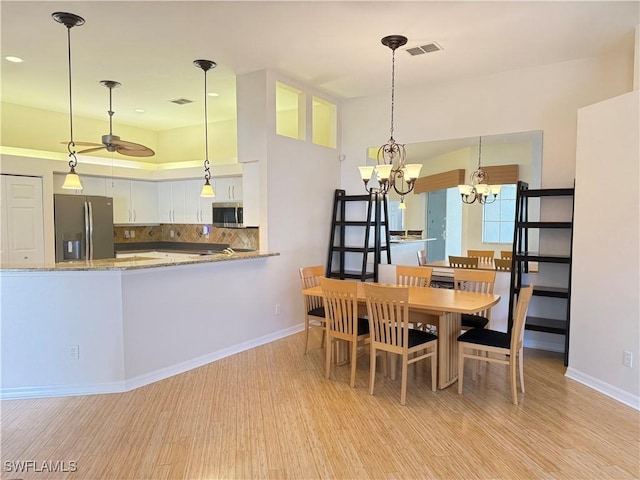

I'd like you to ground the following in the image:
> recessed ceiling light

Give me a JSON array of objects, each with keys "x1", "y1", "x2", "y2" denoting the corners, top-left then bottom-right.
[
  {"x1": 5, "y1": 56, "x2": 23, "y2": 63},
  {"x1": 207, "y1": 92, "x2": 219, "y2": 97},
  {"x1": 133, "y1": 108, "x2": 145, "y2": 113}
]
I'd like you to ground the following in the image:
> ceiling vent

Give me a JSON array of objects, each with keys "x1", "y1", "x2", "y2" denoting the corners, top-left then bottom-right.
[
  {"x1": 405, "y1": 42, "x2": 443, "y2": 56},
  {"x1": 170, "y1": 98, "x2": 194, "y2": 105}
]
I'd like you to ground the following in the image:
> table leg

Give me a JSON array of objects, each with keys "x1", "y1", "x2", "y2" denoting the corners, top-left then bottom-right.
[{"x1": 437, "y1": 311, "x2": 461, "y2": 389}]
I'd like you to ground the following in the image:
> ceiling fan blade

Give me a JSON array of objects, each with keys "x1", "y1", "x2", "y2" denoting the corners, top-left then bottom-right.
[
  {"x1": 77, "y1": 146, "x2": 107, "y2": 154},
  {"x1": 60, "y1": 141, "x2": 103, "y2": 147},
  {"x1": 115, "y1": 145, "x2": 155, "y2": 157},
  {"x1": 109, "y1": 138, "x2": 150, "y2": 150}
]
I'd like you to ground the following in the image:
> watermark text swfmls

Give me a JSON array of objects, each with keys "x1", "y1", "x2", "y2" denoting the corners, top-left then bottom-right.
[{"x1": 3, "y1": 460, "x2": 78, "y2": 473}]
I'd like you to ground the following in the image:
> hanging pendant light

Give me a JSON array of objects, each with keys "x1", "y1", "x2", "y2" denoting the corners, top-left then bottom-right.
[
  {"x1": 358, "y1": 35, "x2": 422, "y2": 195},
  {"x1": 53, "y1": 12, "x2": 85, "y2": 190},
  {"x1": 194, "y1": 59, "x2": 217, "y2": 198},
  {"x1": 458, "y1": 137, "x2": 501, "y2": 205}
]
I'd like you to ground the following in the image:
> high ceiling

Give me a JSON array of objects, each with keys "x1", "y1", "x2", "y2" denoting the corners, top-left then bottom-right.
[{"x1": 2, "y1": 1, "x2": 638, "y2": 133}]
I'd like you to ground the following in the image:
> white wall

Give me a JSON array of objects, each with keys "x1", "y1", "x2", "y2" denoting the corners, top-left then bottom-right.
[{"x1": 567, "y1": 90, "x2": 639, "y2": 409}]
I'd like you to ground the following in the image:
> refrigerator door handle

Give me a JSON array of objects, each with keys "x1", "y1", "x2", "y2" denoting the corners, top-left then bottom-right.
[
  {"x1": 88, "y1": 201, "x2": 94, "y2": 260},
  {"x1": 84, "y1": 201, "x2": 90, "y2": 260}
]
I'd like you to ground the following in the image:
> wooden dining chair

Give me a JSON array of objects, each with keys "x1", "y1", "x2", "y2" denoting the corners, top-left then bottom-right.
[
  {"x1": 364, "y1": 283, "x2": 438, "y2": 405},
  {"x1": 396, "y1": 265, "x2": 433, "y2": 287},
  {"x1": 448, "y1": 255, "x2": 479, "y2": 269},
  {"x1": 454, "y1": 269, "x2": 496, "y2": 330},
  {"x1": 457, "y1": 285, "x2": 534, "y2": 405},
  {"x1": 500, "y1": 250, "x2": 513, "y2": 260},
  {"x1": 320, "y1": 277, "x2": 370, "y2": 388},
  {"x1": 416, "y1": 249, "x2": 427, "y2": 266},
  {"x1": 396, "y1": 265, "x2": 437, "y2": 332},
  {"x1": 467, "y1": 249, "x2": 495, "y2": 263},
  {"x1": 299, "y1": 265, "x2": 326, "y2": 354},
  {"x1": 494, "y1": 258, "x2": 512, "y2": 271}
]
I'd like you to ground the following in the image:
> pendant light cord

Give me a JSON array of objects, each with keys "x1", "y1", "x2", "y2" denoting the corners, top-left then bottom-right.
[
  {"x1": 66, "y1": 25, "x2": 78, "y2": 168},
  {"x1": 203, "y1": 67, "x2": 211, "y2": 181},
  {"x1": 389, "y1": 47, "x2": 396, "y2": 141}
]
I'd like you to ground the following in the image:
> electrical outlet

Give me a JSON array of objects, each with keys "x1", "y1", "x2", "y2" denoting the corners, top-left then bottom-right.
[
  {"x1": 124, "y1": 230, "x2": 130, "y2": 239},
  {"x1": 68, "y1": 345, "x2": 79, "y2": 360},
  {"x1": 130, "y1": 230, "x2": 135, "y2": 238},
  {"x1": 275, "y1": 304, "x2": 281, "y2": 315},
  {"x1": 623, "y1": 351, "x2": 633, "y2": 368},
  {"x1": 170, "y1": 230, "x2": 175, "y2": 238}
]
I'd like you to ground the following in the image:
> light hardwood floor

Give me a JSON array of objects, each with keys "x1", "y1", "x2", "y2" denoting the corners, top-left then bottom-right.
[{"x1": 1, "y1": 331, "x2": 638, "y2": 479}]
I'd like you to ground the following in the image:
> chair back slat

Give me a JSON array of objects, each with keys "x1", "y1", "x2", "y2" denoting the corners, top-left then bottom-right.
[
  {"x1": 364, "y1": 283, "x2": 409, "y2": 352},
  {"x1": 453, "y1": 269, "x2": 496, "y2": 319},
  {"x1": 448, "y1": 255, "x2": 479, "y2": 269},
  {"x1": 320, "y1": 277, "x2": 359, "y2": 336},
  {"x1": 510, "y1": 285, "x2": 534, "y2": 351},
  {"x1": 396, "y1": 265, "x2": 433, "y2": 288}
]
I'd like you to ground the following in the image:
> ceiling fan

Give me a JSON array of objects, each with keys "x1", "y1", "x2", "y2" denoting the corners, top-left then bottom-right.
[{"x1": 73, "y1": 80, "x2": 155, "y2": 157}]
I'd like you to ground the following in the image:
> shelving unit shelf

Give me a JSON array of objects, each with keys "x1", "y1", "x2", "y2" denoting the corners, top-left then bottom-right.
[
  {"x1": 508, "y1": 181, "x2": 575, "y2": 365},
  {"x1": 326, "y1": 189, "x2": 391, "y2": 282}
]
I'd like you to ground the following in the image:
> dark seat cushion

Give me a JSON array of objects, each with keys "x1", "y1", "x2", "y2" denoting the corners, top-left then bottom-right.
[
  {"x1": 407, "y1": 328, "x2": 438, "y2": 348},
  {"x1": 461, "y1": 313, "x2": 489, "y2": 329},
  {"x1": 457, "y1": 328, "x2": 511, "y2": 349},
  {"x1": 357, "y1": 317, "x2": 370, "y2": 336},
  {"x1": 308, "y1": 306, "x2": 325, "y2": 317}
]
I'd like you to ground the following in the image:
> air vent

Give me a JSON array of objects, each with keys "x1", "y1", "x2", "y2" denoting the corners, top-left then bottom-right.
[
  {"x1": 170, "y1": 98, "x2": 194, "y2": 105},
  {"x1": 405, "y1": 42, "x2": 443, "y2": 56}
]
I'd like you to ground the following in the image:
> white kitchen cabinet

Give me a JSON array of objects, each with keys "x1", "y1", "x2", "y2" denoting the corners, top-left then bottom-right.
[
  {"x1": 157, "y1": 181, "x2": 187, "y2": 223},
  {"x1": 108, "y1": 179, "x2": 158, "y2": 224},
  {"x1": 53, "y1": 173, "x2": 107, "y2": 196},
  {"x1": 184, "y1": 179, "x2": 213, "y2": 224},
  {"x1": 0, "y1": 174, "x2": 45, "y2": 265},
  {"x1": 213, "y1": 176, "x2": 242, "y2": 202}
]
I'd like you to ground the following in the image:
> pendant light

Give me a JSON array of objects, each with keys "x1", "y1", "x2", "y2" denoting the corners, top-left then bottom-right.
[
  {"x1": 457, "y1": 136, "x2": 501, "y2": 205},
  {"x1": 358, "y1": 35, "x2": 422, "y2": 195},
  {"x1": 194, "y1": 59, "x2": 217, "y2": 197},
  {"x1": 53, "y1": 12, "x2": 85, "y2": 190}
]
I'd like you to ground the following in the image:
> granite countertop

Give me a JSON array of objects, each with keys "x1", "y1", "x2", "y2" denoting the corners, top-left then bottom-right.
[
  {"x1": 114, "y1": 241, "x2": 255, "y2": 254},
  {"x1": 1, "y1": 251, "x2": 279, "y2": 272}
]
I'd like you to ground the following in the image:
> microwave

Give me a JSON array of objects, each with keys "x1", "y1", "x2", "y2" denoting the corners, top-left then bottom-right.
[{"x1": 212, "y1": 202, "x2": 244, "y2": 228}]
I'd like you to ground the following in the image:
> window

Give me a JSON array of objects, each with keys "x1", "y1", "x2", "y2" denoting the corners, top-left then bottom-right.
[
  {"x1": 275, "y1": 82, "x2": 305, "y2": 140},
  {"x1": 482, "y1": 184, "x2": 516, "y2": 243},
  {"x1": 312, "y1": 97, "x2": 337, "y2": 148}
]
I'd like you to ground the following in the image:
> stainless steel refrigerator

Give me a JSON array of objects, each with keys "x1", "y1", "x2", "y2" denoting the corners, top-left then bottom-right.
[{"x1": 54, "y1": 194, "x2": 115, "y2": 262}]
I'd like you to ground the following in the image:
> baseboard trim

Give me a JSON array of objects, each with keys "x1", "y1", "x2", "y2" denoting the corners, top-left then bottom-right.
[
  {"x1": 1, "y1": 323, "x2": 305, "y2": 400},
  {"x1": 565, "y1": 367, "x2": 640, "y2": 410},
  {"x1": 124, "y1": 324, "x2": 304, "y2": 391},
  {"x1": 524, "y1": 338, "x2": 564, "y2": 353},
  {"x1": 0, "y1": 381, "x2": 126, "y2": 400}
]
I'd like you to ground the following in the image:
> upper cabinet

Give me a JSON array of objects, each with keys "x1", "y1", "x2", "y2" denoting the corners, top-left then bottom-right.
[
  {"x1": 108, "y1": 179, "x2": 159, "y2": 224},
  {"x1": 213, "y1": 176, "x2": 242, "y2": 203},
  {"x1": 157, "y1": 180, "x2": 212, "y2": 224}
]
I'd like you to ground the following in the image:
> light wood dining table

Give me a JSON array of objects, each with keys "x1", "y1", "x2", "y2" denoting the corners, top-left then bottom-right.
[{"x1": 302, "y1": 281, "x2": 500, "y2": 389}]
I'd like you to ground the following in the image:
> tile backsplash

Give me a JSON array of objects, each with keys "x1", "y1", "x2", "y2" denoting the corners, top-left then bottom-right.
[{"x1": 114, "y1": 224, "x2": 259, "y2": 250}]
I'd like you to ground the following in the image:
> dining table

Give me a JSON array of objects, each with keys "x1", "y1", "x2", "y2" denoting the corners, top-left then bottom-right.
[{"x1": 302, "y1": 281, "x2": 500, "y2": 389}]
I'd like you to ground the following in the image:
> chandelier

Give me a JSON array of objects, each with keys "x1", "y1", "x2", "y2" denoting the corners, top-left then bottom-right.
[
  {"x1": 458, "y1": 137, "x2": 501, "y2": 204},
  {"x1": 53, "y1": 12, "x2": 85, "y2": 190},
  {"x1": 359, "y1": 35, "x2": 422, "y2": 197},
  {"x1": 194, "y1": 59, "x2": 217, "y2": 197}
]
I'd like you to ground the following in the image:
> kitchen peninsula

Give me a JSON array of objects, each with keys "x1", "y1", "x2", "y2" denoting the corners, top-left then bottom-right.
[{"x1": 1, "y1": 249, "x2": 281, "y2": 399}]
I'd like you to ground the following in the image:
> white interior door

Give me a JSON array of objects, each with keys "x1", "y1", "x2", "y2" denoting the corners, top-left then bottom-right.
[{"x1": 2, "y1": 174, "x2": 45, "y2": 265}]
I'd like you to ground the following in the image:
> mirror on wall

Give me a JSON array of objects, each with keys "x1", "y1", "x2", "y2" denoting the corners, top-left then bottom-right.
[{"x1": 368, "y1": 130, "x2": 542, "y2": 261}]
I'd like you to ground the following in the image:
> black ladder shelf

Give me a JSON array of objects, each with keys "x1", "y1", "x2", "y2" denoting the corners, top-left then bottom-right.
[
  {"x1": 508, "y1": 180, "x2": 575, "y2": 366},
  {"x1": 326, "y1": 189, "x2": 392, "y2": 282}
]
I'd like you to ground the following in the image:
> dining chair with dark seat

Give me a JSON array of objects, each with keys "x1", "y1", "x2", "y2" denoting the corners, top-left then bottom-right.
[
  {"x1": 448, "y1": 255, "x2": 479, "y2": 269},
  {"x1": 454, "y1": 269, "x2": 496, "y2": 331},
  {"x1": 494, "y1": 258, "x2": 512, "y2": 271},
  {"x1": 396, "y1": 265, "x2": 437, "y2": 332},
  {"x1": 364, "y1": 283, "x2": 438, "y2": 405},
  {"x1": 457, "y1": 284, "x2": 534, "y2": 405},
  {"x1": 299, "y1": 265, "x2": 326, "y2": 354},
  {"x1": 500, "y1": 250, "x2": 513, "y2": 260},
  {"x1": 467, "y1": 249, "x2": 495, "y2": 264},
  {"x1": 320, "y1": 277, "x2": 370, "y2": 388}
]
